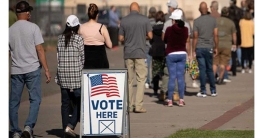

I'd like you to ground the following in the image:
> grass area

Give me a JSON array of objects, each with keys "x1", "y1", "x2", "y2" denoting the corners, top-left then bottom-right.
[{"x1": 166, "y1": 129, "x2": 254, "y2": 138}]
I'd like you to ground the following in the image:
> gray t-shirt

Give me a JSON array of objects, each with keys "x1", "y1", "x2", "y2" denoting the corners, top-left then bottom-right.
[
  {"x1": 119, "y1": 11, "x2": 152, "y2": 59},
  {"x1": 9, "y1": 20, "x2": 44, "y2": 74},
  {"x1": 193, "y1": 15, "x2": 217, "y2": 48}
]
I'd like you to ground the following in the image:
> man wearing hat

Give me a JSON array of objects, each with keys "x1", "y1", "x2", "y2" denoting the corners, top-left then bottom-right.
[{"x1": 9, "y1": 1, "x2": 51, "y2": 138}]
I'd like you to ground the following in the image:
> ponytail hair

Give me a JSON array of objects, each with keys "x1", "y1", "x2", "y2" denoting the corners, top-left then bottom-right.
[
  {"x1": 175, "y1": 20, "x2": 185, "y2": 28},
  {"x1": 88, "y1": 3, "x2": 99, "y2": 20}
]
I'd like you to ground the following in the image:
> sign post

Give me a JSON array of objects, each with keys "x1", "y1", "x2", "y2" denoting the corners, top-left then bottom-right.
[{"x1": 80, "y1": 69, "x2": 130, "y2": 138}]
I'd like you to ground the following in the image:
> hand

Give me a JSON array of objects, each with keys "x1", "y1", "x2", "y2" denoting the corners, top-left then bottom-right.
[
  {"x1": 45, "y1": 71, "x2": 51, "y2": 83},
  {"x1": 193, "y1": 52, "x2": 196, "y2": 58},
  {"x1": 213, "y1": 48, "x2": 218, "y2": 57},
  {"x1": 231, "y1": 45, "x2": 237, "y2": 51}
]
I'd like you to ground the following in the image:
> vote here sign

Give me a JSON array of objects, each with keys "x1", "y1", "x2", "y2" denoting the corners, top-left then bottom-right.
[{"x1": 82, "y1": 72, "x2": 126, "y2": 136}]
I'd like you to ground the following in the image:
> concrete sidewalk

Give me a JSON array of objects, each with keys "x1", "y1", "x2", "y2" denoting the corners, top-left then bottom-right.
[{"x1": 11, "y1": 46, "x2": 254, "y2": 138}]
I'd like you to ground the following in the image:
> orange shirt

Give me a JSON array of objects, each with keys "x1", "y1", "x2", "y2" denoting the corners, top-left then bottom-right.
[{"x1": 239, "y1": 19, "x2": 254, "y2": 47}]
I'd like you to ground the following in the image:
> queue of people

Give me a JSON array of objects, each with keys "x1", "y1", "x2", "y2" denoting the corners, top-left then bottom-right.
[{"x1": 9, "y1": 0, "x2": 254, "y2": 138}]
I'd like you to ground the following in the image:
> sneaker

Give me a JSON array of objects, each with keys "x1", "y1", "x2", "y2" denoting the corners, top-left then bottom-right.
[
  {"x1": 21, "y1": 126, "x2": 33, "y2": 138},
  {"x1": 223, "y1": 79, "x2": 231, "y2": 83},
  {"x1": 13, "y1": 133, "x2": 21, "y2": 138},
  {"x1": 248, "y1": 69, "x2": 252, "y2": 73},
  {"x1": 196, "y1": 92, "x2": 207, "y2": 98},
  {"x1": 145, "y1": 83, "x2": 149, "y2": 89},
  {"x1": 211, "y1": 93, "x2": 217, "y2": 97},
  {"x1": 167, "y1": 100, "x2": 173, "y2": 107},
  {"x1": 134, "y1": 108, "x2": 147, "y2": 113},
  {"x1": 65, "y1": 126, "x2": 76, "y2": 137},
  {"x1": 241, "y1": 69, "x2": 245, "y2": 73},
  {"x1": 178, "y1": 99, "x2": 185, "y2": 107}
]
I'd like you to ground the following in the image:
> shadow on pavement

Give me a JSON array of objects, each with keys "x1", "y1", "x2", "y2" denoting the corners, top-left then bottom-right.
[{"x1": 46, "y1": 129, "x2": 64, "y2": 138}]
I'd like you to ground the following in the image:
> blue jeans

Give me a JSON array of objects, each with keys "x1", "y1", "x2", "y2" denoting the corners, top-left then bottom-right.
[
  {"x1": 166, "y1": 54, "x2": 186, "y2": 100},
  {"x1": 196, "y1": 48, "x2": 216, "y2": 94},
  {"x1": 61, "y1": 88, "x2": 81, "y2": 130},
  {"x1": 9, "y1": 67, "x2": 41, "y2": 134},
  {"x1": 146, "y1": 53, "x2": 152, "y2": 84}
]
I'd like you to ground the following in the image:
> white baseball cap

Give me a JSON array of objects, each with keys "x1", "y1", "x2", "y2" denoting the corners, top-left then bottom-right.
[
  {"x1": 167, "y1": 0, "x2": 178, "y2": 9},
  {"x1": 66, "y1": 15, "x2": 80, "y2": 27},
  {"x1": 169, "y1": 9, "x2": 183, "y2": 20}
]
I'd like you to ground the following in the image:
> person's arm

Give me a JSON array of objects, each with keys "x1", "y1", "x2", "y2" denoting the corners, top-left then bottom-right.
[
  {"x1": 192, "y1": 31, "x2": 198, "y2": 57},
  {"x1": 118, "y1": 21, "x2": 124, "y2": 42},
  {"x1": 102, "y1": 25, "x2": 112, "y2": 48},
  {"x1": 146, "y1": 31, "x2": 153, "y2": 40},
  {"x1": 79, "y1": 37, "x2": 85, "y2": 68},
  {"x1": 186, "y1": 35, "x2": 191, "y2": 59},
  {"x1": 36, "y1": 45, "x2": 51, "y2": 83},
  {"x1": 162, "y1": 22, "x2": 168, "y2": 41},
  {"x1": 213, "y1": 27, "x2": 218, "y2": 57}
]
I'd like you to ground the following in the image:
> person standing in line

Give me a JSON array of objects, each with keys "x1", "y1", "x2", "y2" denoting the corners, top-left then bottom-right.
[
  {"x1": 149, "y1": 10, "x2": 166, "y2": 96},
  {"x1": 228, "y1": 0, "x2": 243, "y2": 76},
  {"x1": 212, "y1": 7, "x2": 236, "y2": 85},
  {"x1": 160, "y1": 0, "x2": 179, "y2": 100},
  {"x1": 119, "y1": 2, "x2": 153, "y2": 113},
  {"x1": 145, "y1": 6, "x2": 156, "y2": 89},
  {"x1": 55, "y1": 15, "x2": 84, "y2": 138},
  {"x1": 9, "y1": 1, "x2": 51, "y2": 138},
  {"x1": 164, "y1": 9, "x2": 190, "y2": 107},
  {"x1": 78, "y1": 3, "x2": 112, "y2": 69},
  {"x1": 210, "y1": 0, "x2": 231, "y2": 83},
  {"x1": 9, "y1": 5, "x2": 17, "y2": 27},
  {"x1": 108, "y1": 5, "x2": 120, "y2": 50},
  {"x1": 192, "y1": 2, "x2": 218, "y2": 98},
  {"x1": 240, "y1": 11, "x2": 254, "y2": 73}
]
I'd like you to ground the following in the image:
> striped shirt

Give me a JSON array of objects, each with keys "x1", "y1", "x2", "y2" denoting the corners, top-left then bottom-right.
[{"x1": 55, "y1": 34, "x2": 85, "y2": 89}]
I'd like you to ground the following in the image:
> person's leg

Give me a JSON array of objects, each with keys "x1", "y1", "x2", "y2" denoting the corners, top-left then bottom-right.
[
  {"x1": 196, "y1": 48, "x2": 207, "y2": 95},
  {"x1": 241, "y1": 47, "x2": 246, "y2": 72},
  {"x1": 134, "y1": 59, "x2": 147, "y2": 111},
  {"x1": 204, "y1": 49, "x2": 216, "y2": 94},
  {"x1": 112, "y1": 27, "x2": 119, "y2": 47},
  {"x1": 236, "y1": 46, "x2": 242, "y2": 66},
  {"x1": 166, "y1": 55, "x2": 177, "y2": 101},
  {"x1": 61, "y1": 88, "x2": 70, "y2": 130},
  {"x1": 67, "y1": 88, "x2": 81, "y2": 130},
  {"x1": 161, "y1": 65, "x2": 169, "y2": 95},
  {"x1": 231, "y1": 51, "x2": 237, "y2": 76},
  {"x1": 9, "y1": 74, "x2": 25, "y2": 135},
  {"x1": 247, "y1": 47, "x2": 253, "y2": 70},
  {"x1": 148, "y1": 54, "x2": 152, "y2": 85},
  {"x1": 125, "y1": 59, "x2": 135, "y2": 111},
  {"x1": 152, "y1": 58, "x2": 158, "y2": 95},
  {"x1": 176, "y1": 54, "x2": 187, "y2": 100},
  {"x1": 24, "y1": 68, "x2": 41, "y2": 129}
]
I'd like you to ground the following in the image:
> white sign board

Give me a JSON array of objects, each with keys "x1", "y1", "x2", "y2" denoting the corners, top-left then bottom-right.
[{"x1": 80, "y1": 69, "x2": 130, "y2": 137}]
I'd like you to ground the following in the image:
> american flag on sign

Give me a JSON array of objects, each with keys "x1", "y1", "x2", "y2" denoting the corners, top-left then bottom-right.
[{"x1": 89, "y1": 74, "x2": 120, "y2": 97}]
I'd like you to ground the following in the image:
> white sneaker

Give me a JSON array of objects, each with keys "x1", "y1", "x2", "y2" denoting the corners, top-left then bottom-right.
[
  {"x1": 248, "y1": 69, "x2": 252, "y2": 73},
  {"x1": 145, "y1": 83, "x2": 149, "y2": 89},
  {"x1": 211, "y1": 93, "x2": 217, "y2": 97},
  {"x1": 21, "y1": 126, "x2": 33, "y2": 138},
  {"x1": 241, "y1": 69, "x2": 245, "y2": 73},
  {"x1": 223, "y1": 79, "x2": 231, "y2": 82},
  {"x1": 13, "y1": 133, "x2": 21, "y2": 138},
  {"x1": 196, "y1": 92, "x2": 207, "y2": 98}
]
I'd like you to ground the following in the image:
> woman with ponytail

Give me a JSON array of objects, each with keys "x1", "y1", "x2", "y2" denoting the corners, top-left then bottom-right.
[
  {"x1": 164, "y1": 9, "x2": 190, "y2": 107},
  {"x1": 78, "y1": 3, "x2": 112, "y2": 69},
  {"x1": 56, "y1": 15, "x2": 84, "y2": 137}
]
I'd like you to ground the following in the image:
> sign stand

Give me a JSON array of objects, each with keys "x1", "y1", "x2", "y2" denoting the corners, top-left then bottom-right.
[{"x1": 80, "y1": 69, "x2": 130, "y2": 138}]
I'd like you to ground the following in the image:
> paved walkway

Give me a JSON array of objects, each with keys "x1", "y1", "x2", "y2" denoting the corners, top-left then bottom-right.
[{"x1": 11, "y1": 46, "x2": 254, "y2": 138}]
